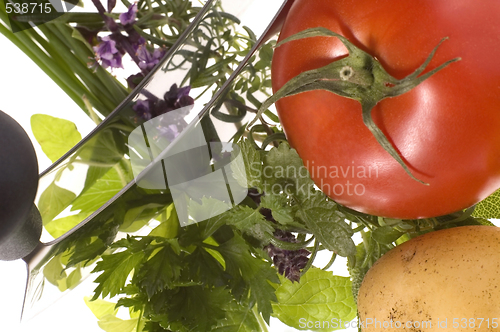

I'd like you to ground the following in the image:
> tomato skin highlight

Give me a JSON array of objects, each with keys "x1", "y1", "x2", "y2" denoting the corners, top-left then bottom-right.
[{"x1": 272, "y1": 0, "x2": 500, "y2": 219}]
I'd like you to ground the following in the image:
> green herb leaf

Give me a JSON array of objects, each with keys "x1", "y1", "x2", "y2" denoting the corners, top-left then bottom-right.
[
  {"x1": 272, "y1": 268, "x2": 357, "y2": 332},
  {"x1": 31, "y1": 114, "x2": 82, "y2": 162},
  {"x1": 71, "y1": 166, "x2": 124, "y2": 214},
  {"x1": 211, "y1": 301, "x2": 260, "y2": 332},
  {"x1": 44, "y1": 213, "x2": 88, "y2": 238},
  {"x1": 92, "y1": 249, "x2": 146, "y2": 300},
  {"x1": 371, "y1": 226, "x2": 404, "y2": 245},
  {"x1": 98, "y1": 316, "x2": 139, "y2": 332},
  {"x1": 154, "y1": 286, "x2": 233, "y2": 332},
  {"x1": 120, "y1": 203, "x2": 164, "y2": 232},
  {"x1": 84, "y1": 296, "x2": 119, "y2": 320},
  {"x1": 223, "y1": 205, "x2": 274, "y2": 242},
  {"x1": 260, "y1": 194, "x2": 295, "y2": 226},
  {"x1": 38, "y1": 181, "x2": 76, "y2": 224},
  {"x1": 136, "y1": 242, "x2": 182, "y2": 299},
  {"x1": 185, "y1": 246, "x2": 225, "y2": 287},
  {"x1": 298, "y1": 207, "x2": 356, "y2": 258},
  {"x1": 218, "y1": 234, "x2": 279, "y2": 324},
  {"x1": 43, "y1": 254, "x2": 66, "y2": 286}
]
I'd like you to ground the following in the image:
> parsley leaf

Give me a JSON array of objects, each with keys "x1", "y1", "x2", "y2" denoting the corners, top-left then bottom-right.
[
  {"x1": 218, "y1": 234, "x2": 279, "y2": 324},
  {"x1": 92, "y1": 249, "x2": 145, "y2": 300},
  {"x1": 135, "y1": 241, "x2": 183, "y2": 299}
]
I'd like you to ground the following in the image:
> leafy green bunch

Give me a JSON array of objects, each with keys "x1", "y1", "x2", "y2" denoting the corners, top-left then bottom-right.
[{"x1": 80, "y1": 139, "x2": 360, "y2": 332}]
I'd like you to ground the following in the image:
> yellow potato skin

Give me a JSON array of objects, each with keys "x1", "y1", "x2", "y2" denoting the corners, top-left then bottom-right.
[{"x1": 358, "y1": 226, "x2": 500, "y2": 331}]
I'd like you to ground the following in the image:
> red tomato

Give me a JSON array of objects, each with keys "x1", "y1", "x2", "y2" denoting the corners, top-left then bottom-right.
[{"x1": 272, "y1": 0, "x2": 500, "y2": 219}]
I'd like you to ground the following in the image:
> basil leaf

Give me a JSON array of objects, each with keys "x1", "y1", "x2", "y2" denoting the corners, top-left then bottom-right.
[
  {"x1": 44, "y1": 213, "x2": 88, "y2": 238},
  {"x1": 38, "y1": 181, "x2": 76, "y2": 224},
  {"x1": 71, "y1": 166, "x2": 124, "y2": 214},
  {"x1": 31, "y1": 114, "x2": 82, "y2": 162}
]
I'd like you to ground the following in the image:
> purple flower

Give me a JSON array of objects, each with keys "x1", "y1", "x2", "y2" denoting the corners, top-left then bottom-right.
[
  {"x1": 119, "y1": 3, "x2": 137, "y2": 26},
  {"x1": 132, "y1": 84, "x2": 195, "y2": 120},
  {"x1": 132, "y1": 100, "x2": 153, "y2": 120},
  {"x1": 163, "y1": 84, "x2": 194, "y2": 111},
  {"x1": 93, "y1": 35, "x2": 123, "y2": 69},
  {"x1": 137, "y1": 45, "x2": 166, "y2": 71}
]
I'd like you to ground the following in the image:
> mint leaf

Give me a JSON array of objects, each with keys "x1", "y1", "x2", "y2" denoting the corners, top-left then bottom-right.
[
  {"x1": 232, "y1": 139, "x2": 263, "y2": 191},
  {"x1": 38, "y1": 181, "x2": 76, "y2": 224},
  {"x1": 259, "y1": 194, "x2": 295, "y2": 226},
  {"x1": 298, "y1": 207, "x2": 356, "y2": 257},
  {"x1": 92, "y1": 249, "x2": 146, "y2": 300},
  {"x1": 71, "y1": 166, "x2": 124, "y2": 214},
  {"x1": 272, "y1": 268, "x2": 357, "y2": 332},
  {"x1": 31, "y1": 114, "x2": 82, "y2": 162},
  {"x1": 473, "y1": 188, "x2": 500, "y2": 219}
]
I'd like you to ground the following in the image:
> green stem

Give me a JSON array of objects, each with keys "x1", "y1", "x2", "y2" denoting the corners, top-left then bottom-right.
[
  {"x1": 0, "y1": 21, "x2": 88, "y2": 112},
  {"x1": 322, "y1": 251, "x2": 337, "y2": 270},
  {"x1": 253, "y1": 305, "x2": 269, "y2": 332},
  {"x1": 301, "y1": 239, "x2": 319, "y2": 276},
  {"x1": 251, "y1": 27, "x2": 461, "y2": 184}
]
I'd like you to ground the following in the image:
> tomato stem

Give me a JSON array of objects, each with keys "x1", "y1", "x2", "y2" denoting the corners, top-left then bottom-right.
[{"x1": 251, "y1": 27, "x2": 461, "y2": 184}]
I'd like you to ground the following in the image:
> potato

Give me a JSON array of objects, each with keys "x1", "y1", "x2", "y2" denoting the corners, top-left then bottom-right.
[{"x1": 357, "y1": 226, "x2": 500, "y2": 331}]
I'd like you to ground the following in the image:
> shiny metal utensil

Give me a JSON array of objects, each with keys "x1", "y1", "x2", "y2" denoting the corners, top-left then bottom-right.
[{"x1": 0, "y1": 0, "x2": 295, "y2": 323}]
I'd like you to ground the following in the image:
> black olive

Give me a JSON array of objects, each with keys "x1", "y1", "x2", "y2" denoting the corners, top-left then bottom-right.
[{"x1": 0, "y1": 110, "x2": 41, "y2": 260}]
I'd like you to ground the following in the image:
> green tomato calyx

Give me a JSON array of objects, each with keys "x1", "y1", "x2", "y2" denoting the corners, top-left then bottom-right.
[{"x1": 250, "y1": 27, "x2": 461, "y2": 185}]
